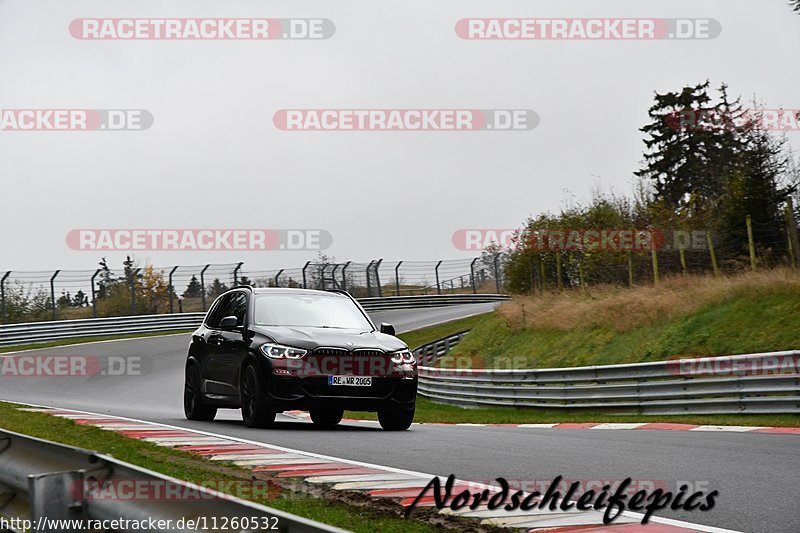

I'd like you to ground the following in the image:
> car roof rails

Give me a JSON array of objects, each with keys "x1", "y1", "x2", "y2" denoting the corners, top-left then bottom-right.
[{"x1": 232, "y1": 284, "x2": 254, "y2": 291}]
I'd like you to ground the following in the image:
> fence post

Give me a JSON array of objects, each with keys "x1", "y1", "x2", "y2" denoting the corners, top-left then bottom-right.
[
  {"x1": 365, "y1": 260, "x2": 374, "y2": 296},
  {"x1": 1, "y1": 271, "x2": 10, "y2": 323},
  {"x1": 168, "y1": 266, "x2": 178, "y2": 314},
  {"x1": 200, "y1": 264, "x2": 210, "y2": 310},
  {"x1": 130, "y1": 268, "x2": 140, "y2": 315},
  {"x1": 746, "y1": 215, "x2": 756, "y2": 271},
  {"x1": 556, "y1": 253, "x2": 563, "y2": 290},
  {"x1": 301, "y1": 261, "x2": 310, "y2": 289},
  {"x1": 274, "y1": 269, "x2": 284, "y2": 288},
  {"x1": 435, "y1": 260, "x2": 443, "y2": 295},
  {"x1": 50, "y1": 270, "x2": 60, "y2": 320},
  {"x1": 785, "y1": 198, "x2": 800, "y2": 268},
  {"x1": 538, "y1": 257, "x2": 545, "y2": 294},
  {"x1": 395, "y1": 261, "x2": 403, "y2": 296},
  {"x1": 650, "y1": 232, "x2": 660, "y2": 286},
  {"x1": 679, "y1": 242, "x2": 688, "y2": 275},
  {"x1": 493, "y1": 254, "x2": 501, "y2": 294},
  {"x1": 706, "y1": 231, "x2": 719, "y2": 276},
  {"x1": 90, "y1": 269, "x2": 101, "y2": 318},
  {"x1": 342, "y1": 261, "x2": 350, "y2": 291},
  {"x1": 374, "y1": 259, "x2": 383, "y2": 297},
  {"x1": 233, "y1": 262, "x2": 243, "y2": 287},
  {"x1": 627, "y1": 252, "x2": 634, "y2": 288},
  {"x1": 470, "y1": 258, "x2": 477, "y2": 294}
]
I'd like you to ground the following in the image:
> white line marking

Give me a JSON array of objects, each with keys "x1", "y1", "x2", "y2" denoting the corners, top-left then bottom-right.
[{"x1": 2, "y1": 400, "x2": 742, "y2": 533}]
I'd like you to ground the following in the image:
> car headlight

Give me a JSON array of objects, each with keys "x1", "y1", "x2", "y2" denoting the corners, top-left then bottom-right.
[
  {"x1": 390, "y1": 350, "x2": 415, "y2": 364},
  {"x1": 260, "y1": 343, "x2": 307, "y2": 359}
]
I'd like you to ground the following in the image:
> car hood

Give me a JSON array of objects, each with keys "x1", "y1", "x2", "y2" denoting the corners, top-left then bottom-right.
[{"x1": 250, "y1": 325, "x2": 407, "y2": 352}]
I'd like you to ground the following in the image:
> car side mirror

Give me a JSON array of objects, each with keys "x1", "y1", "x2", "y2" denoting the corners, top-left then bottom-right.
[
  {"x1": 219, "y1": 316, "x2": 238, "y2": 329},
  {"x1": 380, "y1": 323, "x2": 396, "y2": 336}
]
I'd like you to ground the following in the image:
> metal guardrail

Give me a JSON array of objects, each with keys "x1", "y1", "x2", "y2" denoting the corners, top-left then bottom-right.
[
  {"x1": 0, "y1": 295, "x2": 506, "y2": 347},
  {"x1": 0, "y1": 427, "x2": 344, "y2": 533},
  {"x1": 415, "y1": 334, "x2": 800, "y2": 415}
]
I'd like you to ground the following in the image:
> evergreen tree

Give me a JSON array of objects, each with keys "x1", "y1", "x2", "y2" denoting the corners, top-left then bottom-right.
[
  {"x1": 207, "y1": 278, "x2": 229, "y2": 299},
  {"x1": 183, "y1": 275, "x2": 203, "y2": 298}
]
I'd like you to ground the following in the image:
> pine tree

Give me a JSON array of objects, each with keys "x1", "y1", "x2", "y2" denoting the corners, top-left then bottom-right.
[
  {"x1": 207, "y1": 278, "x2": 229, "y2": 299},
  {"x1": 183, "y1": 275, "x2": 203, "y2": 298}
]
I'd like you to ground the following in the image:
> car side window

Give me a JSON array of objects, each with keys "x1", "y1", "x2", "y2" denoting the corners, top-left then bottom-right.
[
  {"x1": 205, "y1": 295, "x2": 230, "y2": 329},
  {"x1": 229, "y1": 292, "x2": 248, "y2": 326}
]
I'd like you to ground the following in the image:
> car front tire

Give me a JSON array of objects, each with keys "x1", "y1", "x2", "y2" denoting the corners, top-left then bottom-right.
[
  {"x1": 240, "y1": 363, "x2": 276, "y2": 428},
  {"x1": 378, "y1": 405, "x2": 415, "y2": 431},
  {"x1": 184, "y1": 364, "x2": 217, "y2": 421}
]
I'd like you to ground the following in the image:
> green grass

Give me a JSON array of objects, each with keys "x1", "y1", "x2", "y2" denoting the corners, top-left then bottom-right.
[
  {"x1": 0, "y1": 402, "x2": 442, "y2": 533},
  {"x1": 0, "y1": 330, "x2": 192, "y2": 353},
  {"x1": 450, "y1": 286, "x2": 800, "y2": 369},
  {"x1": 396, "y1": 313, "x2": 488, "y2": 350},
  {"x1": 347, "y1": 397, "x2": 800, "y2": 427}
]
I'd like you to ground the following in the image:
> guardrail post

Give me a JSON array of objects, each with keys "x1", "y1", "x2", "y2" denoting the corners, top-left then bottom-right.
[
  {"x1": 50, "y1": 270, "x2": 60, "y2": 320},
  {"x1": 233, "y1": 262, "x2": 243, "y2": 287},
  {"x1": 1, "y1": 271, "x2": 10, "y2": 323},
  {"x1": 435, "y1": 260, "x2": 443, "y2": 295},
  {"x1": 342, "y1": 261, "x2": 350, "y2": 291},
  {"x1": 131, "y1": 268, "x2": 140, "y2": 314},
  {"x1": 274, "y1": 269, "x2": 284, "y2": 288},
  {"x1": 493, "y1": 254, "x2": 501, "y2": 294},
  {"x1": 366, "y1": 260, "x2": 375, "y2": 296},
  {"x1": 374, "y1": 259, "x2": 383, "y2": 297},
  {"x1": 470, "y1": 258, "x2": 477, "y2": 294},
  {"x1": 395, "y1": 261, "x2": 403, "y2": 296},
  {"x1": 302, "y1": 261, "x2": 310, "y2": 289},
  {"x1": 168, "y1": 266, "x2": 178, "y2": 314},
  {"x1": 200, "y1": 264, "x2": 210, "y2": 310},
  {"x1": 90, "y1": 268, "x2": 101, "y2": 318}
]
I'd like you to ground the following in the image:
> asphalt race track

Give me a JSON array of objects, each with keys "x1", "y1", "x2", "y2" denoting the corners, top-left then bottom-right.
[{"x1": 1, "y1": 303, "x2": 797, "y2": 533}]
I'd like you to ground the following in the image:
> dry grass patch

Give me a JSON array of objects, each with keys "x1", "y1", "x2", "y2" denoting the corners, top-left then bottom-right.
[{"x1": 500, "y1": 268, "x2": 800, "y2": 333}]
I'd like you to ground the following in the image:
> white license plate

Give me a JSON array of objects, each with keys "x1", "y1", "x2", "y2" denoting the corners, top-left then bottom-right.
[{"x1": 328, "y1": 375, "x2": 372, "y2": 387}]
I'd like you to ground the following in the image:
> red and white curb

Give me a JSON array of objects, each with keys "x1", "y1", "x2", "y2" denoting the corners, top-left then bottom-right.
[
  {"x1": 15, "y1": 405, "x2": 739, "y2": 533},
  {"x1": 285, "y1": 411, "x2": 800, "y2": 435}
]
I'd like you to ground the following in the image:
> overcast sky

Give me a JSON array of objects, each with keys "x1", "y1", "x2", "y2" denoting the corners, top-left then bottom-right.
[{"x1": 1, "y1": 0, "x2": 798, "y2": 273}]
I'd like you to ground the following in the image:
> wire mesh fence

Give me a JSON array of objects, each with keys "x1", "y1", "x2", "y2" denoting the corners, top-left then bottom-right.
[
  {"x1": 504, "y1": 212, "x2": 800, "y2": 293},
  {"x1": 0, "y1": 257, "x2": 503, "y2": 324}
]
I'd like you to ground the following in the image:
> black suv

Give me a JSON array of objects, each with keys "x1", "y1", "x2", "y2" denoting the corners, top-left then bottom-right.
[{"x1": 184, "y1": 288, "x2": 417, "y2": 430}]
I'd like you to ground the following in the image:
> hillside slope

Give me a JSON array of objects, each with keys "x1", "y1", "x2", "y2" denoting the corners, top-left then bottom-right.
[{"x1": 446, "y1": 269, "x2": 800, "y2": 369}]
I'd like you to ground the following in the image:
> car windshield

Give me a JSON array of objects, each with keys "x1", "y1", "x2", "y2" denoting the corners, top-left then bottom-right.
[{"x1": 253, "y1": 293, "x2": 373, "y2": 330}]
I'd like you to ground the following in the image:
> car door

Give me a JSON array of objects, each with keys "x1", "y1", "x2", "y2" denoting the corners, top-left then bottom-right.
[
  {"x1": 202, "y1": 293, "x2": 235, "y2": 397},
  {"x1": 218, "y1": 291, "x2": 250, "y2": 396}
]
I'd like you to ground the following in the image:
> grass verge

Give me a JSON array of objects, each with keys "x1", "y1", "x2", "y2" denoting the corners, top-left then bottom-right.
[
  {"x1": 0, "y1": 402, "x2": 441, "y2": 533},
  {"x1": 347, "y1": 397, "x2": 800, "y2": 427}
]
